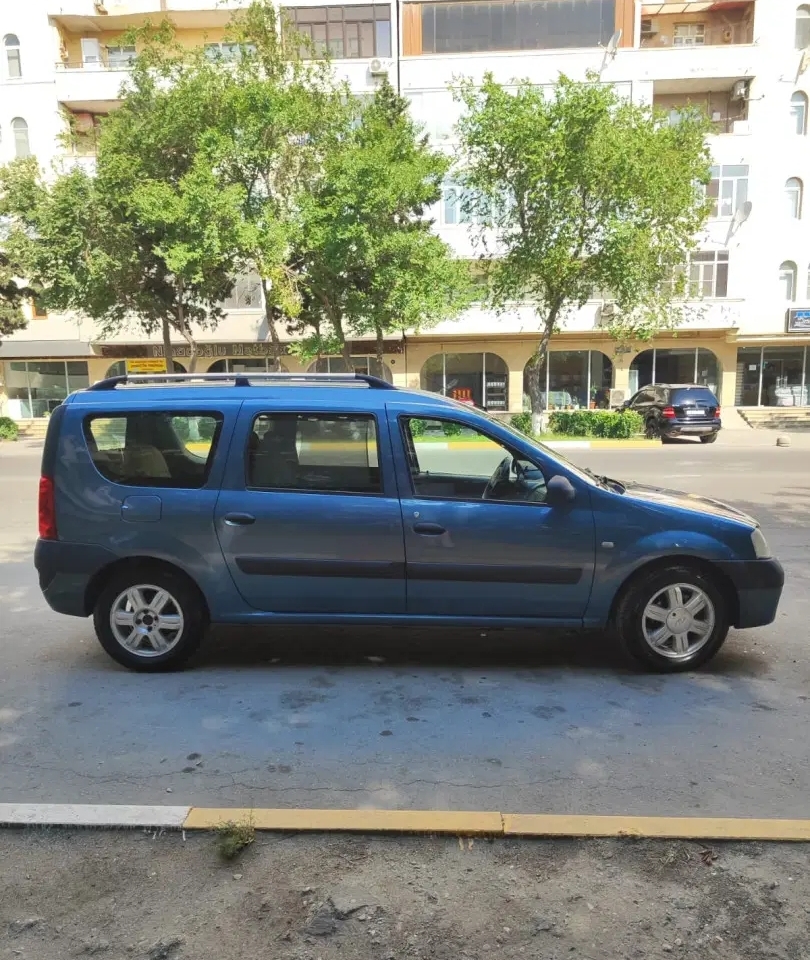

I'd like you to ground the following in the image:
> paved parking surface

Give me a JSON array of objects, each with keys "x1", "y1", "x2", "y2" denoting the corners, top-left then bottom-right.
[{"x1": 1, "y1": 439, "x2": 809, "y2": 816}]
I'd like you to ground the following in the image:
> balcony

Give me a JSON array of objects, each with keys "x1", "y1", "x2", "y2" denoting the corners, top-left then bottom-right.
[
  {"x1": 653, "y1": 78, "x2": 750, "y2": 135},
  {"x1": 640, "y1": 2, "x2": 755, "y2": 50},
  {"x1": 49, "y1": 0, "x2": 246, "y2": 16},
  {"x1": 54, "y1": 61, "x2": 131, "y2": 109}
]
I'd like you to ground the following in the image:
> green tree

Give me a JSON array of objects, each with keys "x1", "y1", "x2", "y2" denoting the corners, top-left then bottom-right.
[
  {"x1": 202, "y1": 0, "x2": 350, "y2": 368},
  {"x1": 293, "y1": 79, "x2": 472, "y2": 371},
  {"x1": 454, "y1": 73, "x2": 711, "y2": 428},
  {"x1": 0, "y1": 30, "x2": 248, "y2": 372},
  {"x1": 0, "y1": 252, "x2": 28, "y2": 341}
]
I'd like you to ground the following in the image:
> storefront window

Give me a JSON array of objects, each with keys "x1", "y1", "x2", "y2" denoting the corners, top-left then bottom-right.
[
  {"x1": 207, "y1": 358, "x2": 287, "y2": 374},
  {"x1": 521, "y1": 351, "x2": 613, "y2": 410},
  {"x1": 309, "y1": 355, "x2": 392, "y2": 382},
  {"x1": 736, "y1": 346, "x2": 809, "y2": 406},
  {"x1": 3, "y1": 360, "x2": 89, "y2": 418},
  {"x1": 419, "y1": 352, "x2": 508, "y2": 410},
  {"x1": 629, "y1": 348, "x2": 719, "y2": 396}
]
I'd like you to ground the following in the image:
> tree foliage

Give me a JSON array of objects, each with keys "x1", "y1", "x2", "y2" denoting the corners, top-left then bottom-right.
[
  {"x1": 292, "y1": 79, "x2": 473, "y2": 368},
  {"x1": 454, "y1": 73, "x2": 712, "y2": 422},
  {"x1": 0, "y1": 251, "x2": 28, "y2": 342}
]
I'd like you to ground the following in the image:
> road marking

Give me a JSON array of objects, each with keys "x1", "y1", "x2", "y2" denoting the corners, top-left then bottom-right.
[{"x1": 3, "y1": 805, "x2": 810, "y2": 841}]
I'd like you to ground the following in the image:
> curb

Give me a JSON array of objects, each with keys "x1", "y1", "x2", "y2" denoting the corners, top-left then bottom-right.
[{"x1": 3, "y1": 805, "x2": 810, "y2": 841}]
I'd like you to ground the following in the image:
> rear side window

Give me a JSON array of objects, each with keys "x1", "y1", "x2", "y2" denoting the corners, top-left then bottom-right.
[
  {"x1": 84, "y1": 412, "x2": 223, "y2": 488},
  {"x1": 247, "y1": 413, "x2": 381, "y2": 494},
  {"x1": 671, "y1": 388, "x2": 718, "y2": 405}
]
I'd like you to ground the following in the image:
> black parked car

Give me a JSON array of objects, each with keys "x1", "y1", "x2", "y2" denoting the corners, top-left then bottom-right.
[{"x1": 624, "y1": 384, "x2": 721, "y2": 444}]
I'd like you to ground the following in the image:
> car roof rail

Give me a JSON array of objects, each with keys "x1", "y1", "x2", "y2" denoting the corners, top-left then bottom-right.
[{"x1": 87, "y1": 372, "x2": 396, "y2": 391}]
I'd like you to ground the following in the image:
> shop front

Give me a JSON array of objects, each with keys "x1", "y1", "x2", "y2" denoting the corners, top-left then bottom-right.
[{"x1": 2, "y1": 360, "x2": 90, "y2": 419}]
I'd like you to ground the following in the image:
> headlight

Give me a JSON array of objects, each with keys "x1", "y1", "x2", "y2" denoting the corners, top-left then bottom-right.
[{"x1": 751, "y1": 527, "x2": 771, "y2": 559}]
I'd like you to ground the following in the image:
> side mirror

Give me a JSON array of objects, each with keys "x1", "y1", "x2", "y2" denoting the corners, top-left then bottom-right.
[{"x1": 546, "y1": 474, "x2": 576, "y2": 506}]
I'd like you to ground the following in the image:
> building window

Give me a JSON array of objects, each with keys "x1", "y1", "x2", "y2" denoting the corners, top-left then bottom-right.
[
  {"x1": 208, "y1": 357, "x2": 288, "y2": 374},
  {"x1": 106, "y1": 45, "x2": 137, "y2": 68},
  {"x1": 3, "y1": 360, "x2": 89, "y2": 419},
  {"x1": 807, "y1": 262, "x2": 810, "y2": 300},
  {"x1": 779, "y1": 261, "x2": 798, "y2": 302},
  {"x1": 521, "y1": 351, "x2": 613, "y2": 411},
  {"x1": 203, "y1": 41, "x2": 256, "y2": 61},
  {"x1": 707, "y1": 165, "x2": 748, "y2": 218},
  {"x1": 222, "y1": 273, "x2": 263, "y2": 309},
  {"x1": 673, "y1": 22, "x2": 705, "y2": 46},
  {"x1": 284, "y1": 6, "x2": 391, "y2": 59},
  {"x1": 4, "y1": 34, "x2": 21, "y2": 78},
  {"x1": 797, "y1": 6, "x2": 810, "y2": 49},
  {"x1": 790, "y1": 92, "x2": 808, "y2": 135},
  {"x1": 308, "y1": 355, "x2": 392, "y2": 382},
  {"x1": 689, "y1": 251, "x2": 729, "y2": 298},
  {"x1": 629, "y1": 348, "x2": 719, "y2": 396},
  {"x1": 419, "y1": 0, "x2": 615, "y2": 55},
  {"x1": 785, "y1": 178, "x2": 804, "y2": 219},
  {"x1": 421, "y1": 352, "x2": 509, "y2": 410},
  {"x1": 736, "y1": 346, "x2": 809, "y2": 407},
  {"x1": 11, "y1": 117, "x2": 29, "y2": 158}
]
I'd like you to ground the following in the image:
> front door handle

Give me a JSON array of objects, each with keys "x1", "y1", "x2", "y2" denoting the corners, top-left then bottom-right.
[
  {"x1": 413, "y1": 522, "x2": 446, "y2": 535},
  {"x1": 223, "y1": 512, "x2": 256, "y2": 526}
]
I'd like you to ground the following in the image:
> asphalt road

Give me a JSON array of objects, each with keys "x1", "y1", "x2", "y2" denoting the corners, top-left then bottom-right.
[{"x1": 1, "y1": 438, "x2": 809, "y2": 817}]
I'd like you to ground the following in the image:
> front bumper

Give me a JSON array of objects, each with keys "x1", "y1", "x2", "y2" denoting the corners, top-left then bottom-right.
[{"x1": 716, "y1": 558, "x2": 785, "y2": 629}]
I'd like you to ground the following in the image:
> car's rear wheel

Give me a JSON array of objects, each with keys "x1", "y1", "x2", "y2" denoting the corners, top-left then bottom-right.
[
  {"x1": 615, "y1": 565, "x2": 730, "y2": 672},
  {"x1": 700, "y1": 433, "x2": 718, "y2": 444},
  {"x1": 93, "y1": 568, "x2": 207, "y2": 671}
]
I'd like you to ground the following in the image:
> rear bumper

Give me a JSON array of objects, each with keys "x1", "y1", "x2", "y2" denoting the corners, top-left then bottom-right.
[
  {"x1": 662, "y1": 420, "x2": 721, "y2": 437},
  {"x1": 716, "y1": 558, "x2": 785, "y2": 629},
  {"x1": 34, "y1": 539, "x2": 116, "y2": 618}
]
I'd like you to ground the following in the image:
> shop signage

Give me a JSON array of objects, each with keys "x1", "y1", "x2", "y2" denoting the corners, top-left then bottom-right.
[
  {"x1": 786, "y1": 309, "x2": 810, "y2": 333},
  {"x1": 126, "y1": 358, "x2": 167, "y2": 374},
  {"x1": 96, "y1": 340, "x2": 404, "y2": 359}
]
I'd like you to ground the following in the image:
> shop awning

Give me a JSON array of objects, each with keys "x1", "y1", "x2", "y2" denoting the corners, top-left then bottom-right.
[{"x1": 0, "y1": 340, "x2": 96, "y2": 359}]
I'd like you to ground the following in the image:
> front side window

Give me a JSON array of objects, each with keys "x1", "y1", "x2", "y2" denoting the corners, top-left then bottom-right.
[
  {"x1": 688, "y1": 251, "x2": 729, "y2": 298},
  {"x1": 11, "y1": 117, "x2": 29, "y2": 158},
  {"x1": 4, "y1": 34, "x2": 21, "y2": 78},
  {"x1": 401, "y1": 417, "x2": 547, "y2": 504},
  {"x1": 284, "y1": 5, "x2": 391, "y2": 59},
  {"x1": 673, "y1": 22, "x2": 705, "y2": 46},
  {"x1": 84, "y1": 412, "x2": 223, "y2": 488},
  {"x1": 707, "y1": 165, "x2": 748, "y2": 218},
  {"x1": 248, "y1": 413, "x2": 381, "y2": 494}
]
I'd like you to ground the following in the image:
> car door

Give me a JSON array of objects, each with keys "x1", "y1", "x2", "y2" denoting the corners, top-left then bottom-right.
[
  {"x1": 387, "y1": 404, "x2": 596, "y2": 621},
  {"x1": 215, "y1": 401, "x2": 406, "y2": 614}
]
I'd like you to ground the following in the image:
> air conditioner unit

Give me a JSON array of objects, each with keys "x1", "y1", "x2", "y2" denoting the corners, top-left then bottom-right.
[
  {"x1": 599, "y1": 301, "x2": 618, "y2": 323},
  {"x1": 369, "y1": 58, "x2": 390, "y2": 76},
  {"x1": 731, "y1": 79, "x2": 750, "y2": 101},
  {"x1": 640, "y1": 18, "x2": 656, "y2": 39}
]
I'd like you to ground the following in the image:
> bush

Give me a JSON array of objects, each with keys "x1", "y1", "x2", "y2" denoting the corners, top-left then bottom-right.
[
  {"x1": 410, "y1": 418, "x2": 427, "y2": 438},
  {"x1": 171, "y1": 417, "x2": 191, "y2": 442},
  {"x1": 442, "y1": 420, "x2": 463, "y2": 437},
  {"x1": 509, "y1": 412, "x2": 533, "y2": 436},
  {"x1": 0, "y1": 417, "x2": 19, "y2": 442},
  {"x1": 548, "y1": 409, "x2": 644, "y2": 439},
  {"x1": 198, "y1": 417, "x2": 217, "y2": 441}
]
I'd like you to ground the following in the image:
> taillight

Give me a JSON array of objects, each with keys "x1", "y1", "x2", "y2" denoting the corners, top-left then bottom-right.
[
  {"x1": 714, "y1": 406, "x2": 721, "y2": 419},
  {"x1": 662, "y1": 406, "x2": 676, "y2": 419},
  {"x1": 38, "y1": 476, "x2": 57, "y2": 541}
]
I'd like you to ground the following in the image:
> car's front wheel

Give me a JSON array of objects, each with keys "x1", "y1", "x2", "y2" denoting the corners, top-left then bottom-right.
[
  {"x1": 93, "y1": 568, "x2": 207, "y2": 671},
  {"x1": 615, "y1": 565, "x2": 730, "y2": 672}
]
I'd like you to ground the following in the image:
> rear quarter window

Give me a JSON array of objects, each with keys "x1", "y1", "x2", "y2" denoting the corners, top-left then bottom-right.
[
  {"x1": 84, "y1": 412, "x2": 223, "y2": 488},
  {"x1": 671, "y1": 388, "x2": 718, "y2": 405}
]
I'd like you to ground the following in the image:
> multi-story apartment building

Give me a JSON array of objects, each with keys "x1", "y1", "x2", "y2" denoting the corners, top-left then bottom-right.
[{"x1": 1, "y1": 0, "x2": 809, "y2": 421}]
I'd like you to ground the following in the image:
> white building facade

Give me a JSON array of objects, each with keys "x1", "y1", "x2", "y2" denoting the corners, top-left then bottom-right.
[{"x1": 1, "y1": 0, "x2": 809, "y2": 419}]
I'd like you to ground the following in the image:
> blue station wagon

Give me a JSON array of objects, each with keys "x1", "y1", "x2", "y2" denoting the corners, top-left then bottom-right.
[{"x1": 35, "y1": 372, "x2": 784, "y2": 673}]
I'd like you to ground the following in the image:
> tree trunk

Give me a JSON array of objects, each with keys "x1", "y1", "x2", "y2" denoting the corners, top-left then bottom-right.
[
  {"x1": 261, "y1": 279, "x2": 284, "y2": 371},
  {"x1": 161, "y1": 317, "x2": 173, "y2": 375},
  {"x1": 526, "y1": 310, "x2": 558, "y2": 434},
  {"x1": 374, "y1": 324, "x2": 385, "y2": 379}
]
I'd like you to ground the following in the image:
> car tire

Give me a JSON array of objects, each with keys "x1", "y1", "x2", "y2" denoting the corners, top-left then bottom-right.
[
  {"x1": 93, "y1": 567, "x2": 207, "y2": 672},
  {"x1": 614, "y1": 564, "x2": 730, "y2": 673},
  {"x1": 700, "y1": 433, "x2": 719, "y2": 444}
]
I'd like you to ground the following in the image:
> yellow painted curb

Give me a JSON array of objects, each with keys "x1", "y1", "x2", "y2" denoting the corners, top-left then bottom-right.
[
  {"x1": 184, "y1": 808, "x2": 503, "y2": 834},
  {"x1": 503, "y1": 814, "x2": 810, "y2": 841},
  {"x1": 182, "y1": 808, "x2": 810, "y2": 842}
]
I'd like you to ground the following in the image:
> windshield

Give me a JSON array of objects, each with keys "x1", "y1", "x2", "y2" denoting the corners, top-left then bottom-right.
[{"x1": 481, "y1": 411, "x2": 600, "y2": 487}]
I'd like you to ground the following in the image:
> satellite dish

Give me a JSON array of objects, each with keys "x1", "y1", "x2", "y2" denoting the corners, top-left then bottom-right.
[
  {"x1": 727, "y1": 200, "x2": 753, "y2": 244},
  {"x1": 606, "y1": 29, "x2": 622, "y2": 57}
]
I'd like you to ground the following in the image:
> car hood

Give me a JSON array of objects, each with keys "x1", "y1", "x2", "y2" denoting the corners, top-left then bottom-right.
[{"x1": 621, "y1": 481, "x2": 757, "y2": 527}]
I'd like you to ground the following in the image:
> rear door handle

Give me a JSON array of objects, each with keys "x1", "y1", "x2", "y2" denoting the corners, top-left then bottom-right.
[
  {"x1": 413, "y1": 522, "x2": 446, "y2": 535},
  {"x1": 223, "y1": 512, "x2": 256, "y2": 526}
]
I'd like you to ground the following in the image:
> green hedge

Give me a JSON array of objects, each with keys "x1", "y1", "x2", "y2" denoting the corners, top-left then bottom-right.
[
  {"x1": 547, "y1": 409, "x2": 644, "y2": 439},
  {"x1": 0, "y1": 417, "x2": 19, "y2": 442},
  {"x1": 509, "y1": 412, "x2": 533, "y2": 436}
]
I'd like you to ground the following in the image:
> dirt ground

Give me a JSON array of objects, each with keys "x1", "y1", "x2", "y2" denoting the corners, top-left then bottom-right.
[{"x1": 1, "y1": 830, "x2": 809, "y2": 960}]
